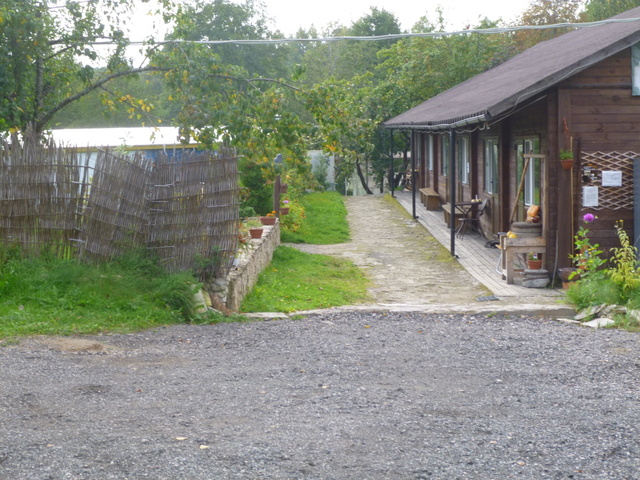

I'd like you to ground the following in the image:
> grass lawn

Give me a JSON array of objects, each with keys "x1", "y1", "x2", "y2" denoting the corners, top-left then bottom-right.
[
  {"x1": 240, "y1": 246, "x2": 370, "y2": 313},
  {"x1": 243, "y1": 192, "x2": 370, "y2": 313},
  {"x1": 281, "y1": 191, "x2": 350, "y2": 244},
  {"x1": 0, "y1": 191, "x2": 365, "y2": 337},
  {"x1": 0, "y1": 251, "x2": 235, "y2": 339}
]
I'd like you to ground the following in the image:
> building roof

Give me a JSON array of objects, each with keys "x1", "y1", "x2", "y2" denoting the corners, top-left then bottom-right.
[
  {"x1": 49, "y1": 127, "x2": 198, "y2": 150},
  {"x1": 384, "y1": 7, "x2": 640, "y2": 131}
]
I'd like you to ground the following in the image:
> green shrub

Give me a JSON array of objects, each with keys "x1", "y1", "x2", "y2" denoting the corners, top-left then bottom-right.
[{"x1": 566, "y1": 277, "x2": 623, "y2": 310}]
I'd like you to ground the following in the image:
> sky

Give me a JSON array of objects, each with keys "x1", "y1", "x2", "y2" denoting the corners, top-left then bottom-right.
[
  {"x1": 131, "y1": 0, "x2": 535, "y2": 42},
  {"x1": 258, "y1": 0, "x2": 535, "y2": 35}
]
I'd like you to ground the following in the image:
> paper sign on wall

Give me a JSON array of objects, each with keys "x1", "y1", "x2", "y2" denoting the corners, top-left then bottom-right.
[
  {"x1": 583, "y1": 186, "x2": 599, "y2": 207},
  {"x1": 601, "y1": 170, "x2": 622, "y2": 187}
]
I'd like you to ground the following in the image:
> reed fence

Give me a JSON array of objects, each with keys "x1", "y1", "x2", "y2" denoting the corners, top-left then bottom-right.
[{"x1": 0, "y1": 131, "x2": 239, "y2": 279}]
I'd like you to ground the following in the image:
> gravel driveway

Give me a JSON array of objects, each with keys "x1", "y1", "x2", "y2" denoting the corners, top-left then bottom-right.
[{"x1": 2, "y1": 312, "x2": 640, "y2": 479}]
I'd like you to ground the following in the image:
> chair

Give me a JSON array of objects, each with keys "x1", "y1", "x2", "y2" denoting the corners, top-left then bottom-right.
[{"x1": 456, "y1": 198, "x2": 488, "y2": 239}]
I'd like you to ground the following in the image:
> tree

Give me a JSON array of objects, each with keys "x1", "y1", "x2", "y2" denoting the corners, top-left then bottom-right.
[
  {"x1": 513, "y1": 0, "x2": 583, "y2": 50},
  {"x1": 0, "y1": 0, "x2": 168, "y2": 134},
  {"x1": 581, "y1": 0, "x2": 640, "y2": 21},
  {"x1": 299, "y1": 8, "x2": 402, "y2": 87},
  {"x1": 166, "y1": 0, "x2": 292, "y2": 80}
]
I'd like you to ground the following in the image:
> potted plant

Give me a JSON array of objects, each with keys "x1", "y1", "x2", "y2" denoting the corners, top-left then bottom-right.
[
  {"x1": 527, "y1": 252, "x2": 543, "y2": 270},
  {"x1": 260, "y1": 211, "x2": 277, "y2": 225},
  {"x1": 558, "y1": 267, "x2": 579, "y2": 289},
  {"x1": 560, "y1": 118, "x2": 574, "y2": 170},
  {"x1": 249, "y1": 227, "x2": 263, "y2": 239},
  {"x1": 280, "y1": 199, "x2": 290, "y2": 215}
]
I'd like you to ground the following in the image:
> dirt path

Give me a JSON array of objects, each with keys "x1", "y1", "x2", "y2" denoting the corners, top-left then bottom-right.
[{"x1": 287, "y1": 195, "x2": 489, "y2": 306}]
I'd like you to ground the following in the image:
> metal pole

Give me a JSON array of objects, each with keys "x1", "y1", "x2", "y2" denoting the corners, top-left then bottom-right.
[
  {"x1": 390, "y1": 130, "x2": 395, "y2": 198},
  {"x1": 635, "y1": 159, "x2": 640, "y2": 255},
  {"x1": 450, "y1": 130, "x2": 457, "y2": 257},
  {"x1": 411, "y1": 130, "x2": 417, "y2": 219},
  {"x1": 274, "y1": 175, "x2": 281, "y2": 217}
]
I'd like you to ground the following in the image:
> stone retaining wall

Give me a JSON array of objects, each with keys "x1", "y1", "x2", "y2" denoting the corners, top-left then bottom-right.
[{"x1": 225, "y1": 222, "x2": 280, "y2": 312}]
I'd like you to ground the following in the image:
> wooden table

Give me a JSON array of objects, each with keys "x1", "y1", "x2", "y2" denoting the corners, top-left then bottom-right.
[{"x1": 454, "y1": 201, "x2": 482, "y2": 236}]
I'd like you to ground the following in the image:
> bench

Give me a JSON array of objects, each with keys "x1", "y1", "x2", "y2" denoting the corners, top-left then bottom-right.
[
  {"x1": 419, "y1": 188, "x2": 440, "y2": 210},
  {"x1": 441, "y1": 203, "x2": 464, "y2": 228}
]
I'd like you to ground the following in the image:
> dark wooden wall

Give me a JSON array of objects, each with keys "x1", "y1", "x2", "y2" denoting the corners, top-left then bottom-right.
[{"x1": 561, "y1": 48, "x2": 640, "y2": 254}]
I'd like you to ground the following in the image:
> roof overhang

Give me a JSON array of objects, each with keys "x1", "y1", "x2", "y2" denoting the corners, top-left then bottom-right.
[{"x1": 384, "y1": 113, "x2": 488, "y2": 132}]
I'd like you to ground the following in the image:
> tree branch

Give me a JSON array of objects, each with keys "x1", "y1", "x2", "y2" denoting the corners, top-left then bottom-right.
[{"x1": 35, "y1": 66, "x2": 167, "y2": 133}]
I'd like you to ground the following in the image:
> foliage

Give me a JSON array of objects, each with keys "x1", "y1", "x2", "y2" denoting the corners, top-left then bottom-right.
[
  {"x1": 567, "y1": 219, "x2": 640, "y2": 323},
  {"x1": 305, "y1": 79, "x2": 377, "y2": 193},
  {"x1": 280, "y1": 191, "x2": 350, "y2": 244},
  {"x1": 570, "y1": 214, "x2": 606, "y2": 281},
  {"x1": 298, "y1": 7, "x2": 401, "y2": 87},
  {"x1": 566, "y1": 276, "x2": 624, "y2": 310},
  {"x1": 240, "y1": 246, "x2": 369, "y2": 313},
  {"x1": 581, "y1": 0, "x2": 640, "y2": 21},
  {"x1": 279, "y1": 201, "x2": 306, "y2": 233},
  {"x1": 608, "y1": 221, "x2": 640, "y2": 294},
  {"x1": 0, "y1": 0, "x2": 166, "y2": 134},
  {"x1": 513, "y1": 0, "x2": 583, "y2": 50},
  {"x1": 239, "y1": 156, "x2": 275, "y2": 214},
  {"x1": 559, "y1": 149, "x2": 574, "y2": 160},
  {"x1": 0, "y1": 248, "x2": 212, "y2": 337}
]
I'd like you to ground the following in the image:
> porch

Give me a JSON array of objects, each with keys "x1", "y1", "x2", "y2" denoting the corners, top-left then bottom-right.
[{"x1": 394, "y1": 191, "x2": 565, "y2": 300}]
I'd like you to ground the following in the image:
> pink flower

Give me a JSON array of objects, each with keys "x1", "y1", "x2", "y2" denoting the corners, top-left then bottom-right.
[{"x1": 583, "y1": 213, "x2": 595, "y2": 223}]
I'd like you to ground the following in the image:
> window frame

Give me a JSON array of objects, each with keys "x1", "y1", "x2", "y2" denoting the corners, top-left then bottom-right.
[{"x1": 483, "y1": 137, "x2": 499, "y2": 194}]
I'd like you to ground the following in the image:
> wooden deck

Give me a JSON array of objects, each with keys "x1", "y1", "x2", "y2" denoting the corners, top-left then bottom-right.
[{"x1": 394, "y1": 192, "x2": 564, "y2": 299}]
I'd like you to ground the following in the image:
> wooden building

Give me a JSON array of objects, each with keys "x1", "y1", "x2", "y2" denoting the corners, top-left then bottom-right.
[{"x1": 384, "y1": 7, "x2": 640, "y2": 271}]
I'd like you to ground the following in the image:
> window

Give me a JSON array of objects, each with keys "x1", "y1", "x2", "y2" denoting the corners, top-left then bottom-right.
[
  {"x1": 457, "y1": 135, "x2": 470, "y2": 184},
  {"x1": 516, "y1": 138, "x2": 541, "y2": 207},
  {"x1": 441, "y1": 135, "x2": 450, "y2": 176},
  {"x1": 633, "y1": 43, "x2": 640, "y2": 96},
  {"x1": 484, "y1": 138, "x2": 499, "y2": 194},
  {"x1": 427, "y1": 135, "x2": 434, "y2": 172}
]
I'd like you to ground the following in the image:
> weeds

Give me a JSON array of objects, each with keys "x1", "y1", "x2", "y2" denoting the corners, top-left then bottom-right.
[{"x1": 567, "y1": 219, "x2": 640, "y2": 329}]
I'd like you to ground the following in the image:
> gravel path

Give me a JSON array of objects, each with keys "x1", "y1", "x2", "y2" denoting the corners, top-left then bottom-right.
[
  {"x1": 2, "y1": 312, "x2": 640, "y2": 479},
  {"x1": 287, "y1": 195, "x2": 489, "y2": 306},
  {"x1": 2, "y1": 195, "x2": 639, "y2": 479}
]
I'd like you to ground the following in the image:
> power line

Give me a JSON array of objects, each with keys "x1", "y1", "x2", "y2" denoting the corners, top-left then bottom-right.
[{"x1": 114, "y1": 17, "x2": 640, "y2": 46}]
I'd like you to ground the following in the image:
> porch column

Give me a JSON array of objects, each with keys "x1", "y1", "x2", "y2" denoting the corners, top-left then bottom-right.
[{"x1": 450, "y1": 130, "x2": 457, "y2": 256}]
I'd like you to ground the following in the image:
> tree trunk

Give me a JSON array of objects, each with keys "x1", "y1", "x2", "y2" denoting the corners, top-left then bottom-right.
[{"x1": 356, "y1": 160, "x2": 373, "y2": 195}]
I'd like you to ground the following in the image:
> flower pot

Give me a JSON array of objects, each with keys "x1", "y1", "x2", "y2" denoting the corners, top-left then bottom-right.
[
  {"x1": 558, "y1": 267, "x2": 579, "y2": 287},
  {"x1": 249, "y1": 228, "x2": 263, "y2": 239},
  {"x1": 560, "y1": 159, "x2": 574, "y2": 170},
  {"x1": 280, "y1": 207, "x2": 289, "y2": 215},
  {"x1": 527, "y1": 259, "x2": 543, "y2": 270},
  {"x1": 260, "y1": 216, "x2": 276, "y2": 225},
  {"x1": 280, "y1": 183, "x2": 288, "y2": 193}
]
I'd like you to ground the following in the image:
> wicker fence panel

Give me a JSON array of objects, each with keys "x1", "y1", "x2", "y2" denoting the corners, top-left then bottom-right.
[
  {"x1": 76, "y1": 150, "x2": 153, "y2": 262},
  {"x1": 0, "y1": 134, "x2": 84, "y2": 257},
  {"x1": 148, "y1": 148, "x2": 239, "y2": 278},
  {"x1": 0, "y1": 132, "x2": 239, "y2": 279}
]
